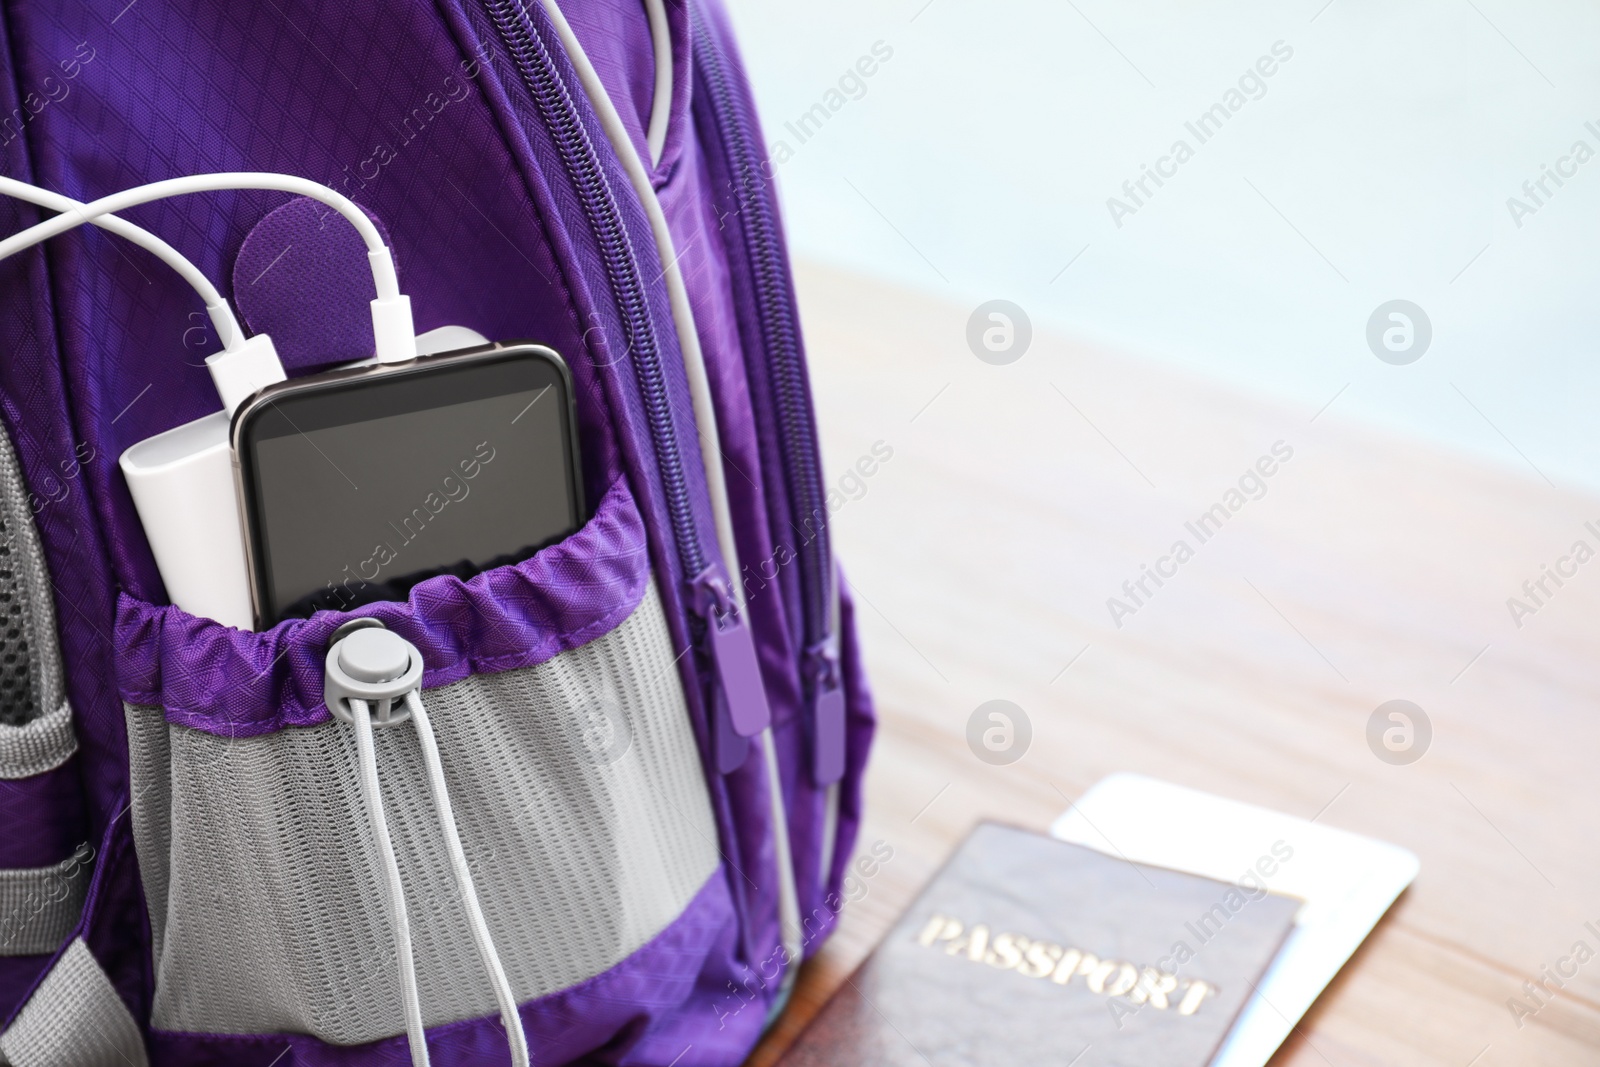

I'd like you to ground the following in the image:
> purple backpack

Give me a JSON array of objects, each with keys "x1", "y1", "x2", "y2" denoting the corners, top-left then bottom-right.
[{"x1": 0, "y1": 1, "x2": 874, "y2": 1063}]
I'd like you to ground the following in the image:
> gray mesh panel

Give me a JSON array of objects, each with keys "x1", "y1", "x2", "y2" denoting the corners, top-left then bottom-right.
[
  {"x1": 0, "y1": 526, "x2": 36, "y2": 729},
  {"x1": 0, "y1": 938, "x2": 148, "y2": 1067},
  {"x1": 127, "y1": 584, "x2": 720, "y2": 1044},
  {"x1": 0, "y1": 422, "x2": 64, "y2": 729}
]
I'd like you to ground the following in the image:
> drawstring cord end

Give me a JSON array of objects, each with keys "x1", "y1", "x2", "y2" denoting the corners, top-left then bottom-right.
[{"x1": 326, "y1": 621, "x2": 531, "y2": 1067}]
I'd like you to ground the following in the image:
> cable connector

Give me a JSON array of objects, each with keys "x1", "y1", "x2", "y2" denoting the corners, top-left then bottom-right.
[
  {"x1": 204, "y1": 333, "x2": 286, "y2": 415},
  {"x1": 366, "y1": 246, "x2": 416, "y2": 363},
  {"x1": 371, "y1": 296, "x2": 417, "y2": 363}
]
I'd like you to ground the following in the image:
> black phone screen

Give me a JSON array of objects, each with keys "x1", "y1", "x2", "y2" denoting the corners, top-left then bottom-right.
[{"x1": 236, "y1": 345, "x2": 582, "y2": 626}]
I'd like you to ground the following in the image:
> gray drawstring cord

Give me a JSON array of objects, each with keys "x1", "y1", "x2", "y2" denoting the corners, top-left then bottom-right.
[{"x1": 329, "y1": 625, "x2": 530, "y2": 1067}]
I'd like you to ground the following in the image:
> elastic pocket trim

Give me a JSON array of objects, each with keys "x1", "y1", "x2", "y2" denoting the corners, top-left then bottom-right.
[{"x1": 115, "y1": 477, "x2": 651, "y2": 737}]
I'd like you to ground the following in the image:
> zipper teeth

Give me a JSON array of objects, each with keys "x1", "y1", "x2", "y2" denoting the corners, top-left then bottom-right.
[
  {"x1": 484, "y1": 0, "x2": 706, "y2": 581},
  {"x1": 691, "y1": 10, "x2": 830, "y2": 646}
]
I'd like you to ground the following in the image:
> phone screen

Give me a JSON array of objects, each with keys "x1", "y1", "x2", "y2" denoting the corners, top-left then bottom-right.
[{"x1": 237, "y1": 347, "x2": 581, "y2": 625}]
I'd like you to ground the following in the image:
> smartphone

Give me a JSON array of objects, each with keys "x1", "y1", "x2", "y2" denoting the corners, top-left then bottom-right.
[{"x1": 232, "y1": 341, "x2": 584, "y2": 628}]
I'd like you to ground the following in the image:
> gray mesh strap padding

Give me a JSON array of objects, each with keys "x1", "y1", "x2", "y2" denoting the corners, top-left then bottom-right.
[
  {"x1": 127, "y1": 584, "x2": 721, "y2": 1044},
  {"x1": 0, "y1": 422, "x2": 64, "y2": 729},
  {"x1": 0, "y1": 938, "x2": 148, "y2": 1067},
  {"x1": 0, "y1": 845, "x2": 92, "y2": 957},
  {"x1": 0, "y1": 700, "x2": 75, "y2": 780}
]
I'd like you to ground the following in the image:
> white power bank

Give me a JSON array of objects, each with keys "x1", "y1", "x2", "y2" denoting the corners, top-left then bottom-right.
[
  {"x1": 119, "y1": 325, "x2": 489, "y2": 630},
  {"x1": 1051, "y1": 774, "x2": 1419, "y2": 1067},
  {"x1": 120, "y1": 411, "x2": 253, "y2": 629}
]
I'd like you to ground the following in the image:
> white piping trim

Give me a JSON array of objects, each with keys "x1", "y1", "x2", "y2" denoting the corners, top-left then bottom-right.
[
  {"x1": 643, "y1": 0, "x2": 673, "y2": 166},
  {"x1": 536, "y1": 0, "x2": 806, "y2": 997},
  {"x1": 535, "y1": 0, "x2": 740, "y2": 590}
]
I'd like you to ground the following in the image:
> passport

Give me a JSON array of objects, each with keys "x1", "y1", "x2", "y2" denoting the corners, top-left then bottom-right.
[{"x1": 779, "y1": 822, "x2": 1301, "y2": 1067}]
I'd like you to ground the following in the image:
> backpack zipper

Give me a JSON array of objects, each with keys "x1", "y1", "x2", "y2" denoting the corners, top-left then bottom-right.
[
  {"x1": 479, "y1": 0, "x2": 767, "y2": 769},
  {"x1": 690, "y1": 4, "x2": 845, "y2": 787}
]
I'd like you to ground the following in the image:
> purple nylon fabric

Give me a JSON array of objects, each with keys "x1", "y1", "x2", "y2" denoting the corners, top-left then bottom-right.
[
  {"x1": 684, "y1": 9, "x2": 807, "y2": 671},
  {"x1": 0, "y1": 0, "x2": 875, "y2": 1059},
  {"x1": 145, "y1": 869, "x2": 760, "y2": 1067},
  {"x1": 1, "y1": 794, "x2": 148, "y2": 1032},
  {"x1": 0, "y1": 757, "x2": 86, "y2": 868},
  {"x1": 232, "y1": 197, "x2": 396, "y2": 371},
  {"x1": 0, "y1": 956, "x2": 51, "y2": 1025},
  {"x1": 116, "y1": 478, "x2": 649, "y2": 736},
  {"x1": 0, "y1": 254, "x2": 123, "y2": 843},
  {"x1": 831, "y1": 579, "x2": 876, "y2": 909},
  {"x1": 655, "y1": 79, "x2": 805, "y2": 948},
  {"x1": 0, "y1": 7, "x2": 146, "y2": 1017},
  {"x1": 563, "y1": 0, "x2": 656, "y2": 176},
  {"x1": 444, "y1": 0, "x2": 783, "y2": 978},
  {"x1": 685, "y1": 0, "x2": 874, "y2": 944}
]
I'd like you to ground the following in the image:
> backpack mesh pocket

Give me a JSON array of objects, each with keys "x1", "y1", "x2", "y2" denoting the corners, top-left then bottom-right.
[{"x1": 117, "y1": 482, "x2": 722, "y2": 1044}]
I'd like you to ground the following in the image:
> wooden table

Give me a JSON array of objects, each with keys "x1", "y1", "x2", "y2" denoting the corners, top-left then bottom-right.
[{"x1": 745, "y1": 262, "x2": 1600, "y2": 1066}]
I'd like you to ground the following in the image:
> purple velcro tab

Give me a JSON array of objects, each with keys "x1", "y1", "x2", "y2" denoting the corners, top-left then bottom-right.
[{"x1": 232, "y1": 196, "x2": 394, "y2": 371}]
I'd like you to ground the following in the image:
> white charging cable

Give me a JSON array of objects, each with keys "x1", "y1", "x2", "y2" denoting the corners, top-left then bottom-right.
[
  {"x1": 346, "y1": 694, "x2": 430, "y2": 1067},
  {"x1": 404, "y1": 688, "x2": 529, "y2": 1067},
  {"x1": 0, "y1": 172, "x2": 416, "y2": 367},
  {"x1": 0, "y1": 176, "x2": 246, "y2": 351},
  {"x1": 0, "y1": 175, "x2": 285, "y2": 413}
]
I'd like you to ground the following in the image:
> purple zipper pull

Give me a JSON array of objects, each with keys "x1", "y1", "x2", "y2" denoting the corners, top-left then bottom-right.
[
  {"x1": 807, "y1": 640, "x2": 846, "y2": 785},
  {"x1": 694, "y1": 564, "x2": 771, "y2": 772},
  {"x1": 714, "y1": 704, "x2": 750, "y2": 772}
]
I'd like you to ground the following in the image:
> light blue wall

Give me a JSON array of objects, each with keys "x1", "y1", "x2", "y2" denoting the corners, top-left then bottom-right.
[{"x1": 725, "y1": 0, "x2": 1600, "y2": 492}]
